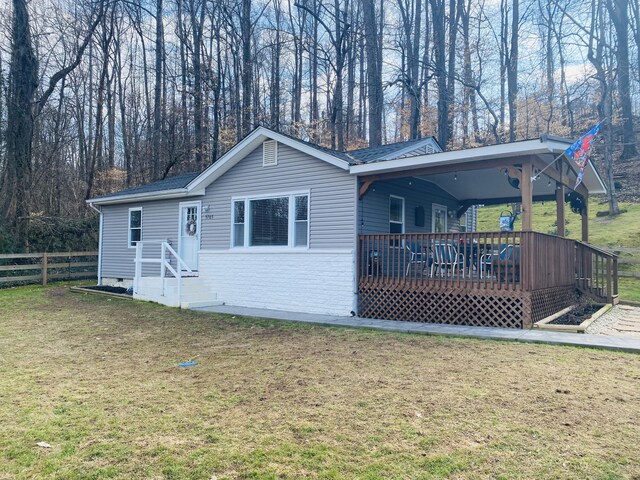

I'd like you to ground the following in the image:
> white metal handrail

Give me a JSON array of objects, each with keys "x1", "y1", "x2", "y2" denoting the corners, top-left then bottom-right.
[{"x1": 133, "y1": 241, "x2": 193, "y2": 305}]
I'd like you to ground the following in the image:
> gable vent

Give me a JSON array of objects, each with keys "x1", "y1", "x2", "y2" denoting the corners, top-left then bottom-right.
[{"x1": 263, "y1": 140, "x2": 278, "y2": 166}]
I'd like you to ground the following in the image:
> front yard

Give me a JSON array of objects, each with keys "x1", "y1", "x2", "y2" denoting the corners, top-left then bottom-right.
[{"x1": 1, "y1": 285, "x2": 640, "y2": 479}]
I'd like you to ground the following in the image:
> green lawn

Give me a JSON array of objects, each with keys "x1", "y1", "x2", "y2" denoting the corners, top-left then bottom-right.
[
  {"x1": 1, "y1": 284, "x2": 640, "y2": 479},
  {"x1": 477, "y1": 201, "x2": 640, "y2": 301}
]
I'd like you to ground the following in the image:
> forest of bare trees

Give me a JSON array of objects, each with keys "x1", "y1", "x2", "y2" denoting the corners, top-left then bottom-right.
[{"x1": 0, "y1": 0, "x2": 639, "y2": 252}]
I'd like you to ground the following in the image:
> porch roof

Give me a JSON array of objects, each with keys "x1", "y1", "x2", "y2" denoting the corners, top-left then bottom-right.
[{"x1": 351, "y1": 136, "x2": 607, "y2": 199}]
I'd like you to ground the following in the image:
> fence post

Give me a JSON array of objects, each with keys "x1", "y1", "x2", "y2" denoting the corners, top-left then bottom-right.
[
  {"x1": 42, "y1": 253, "x2": 48, "y2": 286},
  {"x1": 613, "y1": 257, "x2": 619, "y2": 298},
  {"x1": 606, "y1": 257, "x2": 613, "y2": 303}
]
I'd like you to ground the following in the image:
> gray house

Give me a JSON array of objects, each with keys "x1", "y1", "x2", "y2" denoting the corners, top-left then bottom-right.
[{"x1": 88, "y1": 126, "x2": 615, "y2": 329}]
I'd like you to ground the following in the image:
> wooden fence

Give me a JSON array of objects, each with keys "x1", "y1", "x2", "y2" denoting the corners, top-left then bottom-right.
[
  {"x1": 611, "y1": 247, "x2": 640, "y2": 278},
  {"x1": 0, "y1": 252, "x2": 98, "y2": 287}
]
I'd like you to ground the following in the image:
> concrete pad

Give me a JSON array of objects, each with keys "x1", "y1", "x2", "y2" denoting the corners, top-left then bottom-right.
[{"x1": 193, "y1": 304, "x2": 640, "y2": 354}]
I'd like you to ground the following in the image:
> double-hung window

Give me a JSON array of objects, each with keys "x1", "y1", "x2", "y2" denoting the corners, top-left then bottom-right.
[
  {"x1": 389, "y1": 196, "x2": 405, "y2": 234},
  {"x1": 233, "y1": 201, "x2": 245, "y2": 247},
  {"x1": 128, "y1": 207, "x2": 142, "y2": 247},
  {"x1": 232, "y1": 193, "x2": 309, "y2": 248}
]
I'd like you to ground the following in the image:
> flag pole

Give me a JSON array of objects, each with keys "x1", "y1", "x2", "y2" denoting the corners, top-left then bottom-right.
[{"x1": 531, "y1": 151, "x2": 566, "y2": 182}]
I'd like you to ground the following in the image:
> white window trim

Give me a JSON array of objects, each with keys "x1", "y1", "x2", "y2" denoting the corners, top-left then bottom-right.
[
  {"x1": 230, "y1": 190, "x2": 310, "y2": 250},
  {"x1": 128, "y1": 207, "x2": 143, "y2": 249},
  {"x1": 232, "y1": 199, "x2": 246, "y2": 247},
  {"x1": 432, "y1": 203, "x2": 448, "y2": 233},
  {"x1": 389, "y1": 195, "x2": 405, "y2": 234}
]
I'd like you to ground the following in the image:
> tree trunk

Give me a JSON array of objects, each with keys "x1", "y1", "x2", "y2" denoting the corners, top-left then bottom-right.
[
  {"x1": 5, "y1": 0, "x2": 38, "y2": 250},
  {"x1": 607, "y1": 0, "x2": 637, "y2": 160},
  {"x1": 362, "y1": 0, "x2": 382, "y2": 146},
  {"x1": 507, "y1": 0, "x2": 519, "y2": 142},
  {"x1": 241, "y1": 0, "x2": 253, "y2": 135},
  {"x1": 430, "y1": 0, "x2": 449, "y2": 147},
  {"x1": 152, "y1": 0, "x2": 164, "y2": 179}
]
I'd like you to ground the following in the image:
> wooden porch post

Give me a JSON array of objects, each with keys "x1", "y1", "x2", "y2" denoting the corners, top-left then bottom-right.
[
  {"x1": 556, "y1": 184, "x2": 565, "y2": 237},
  {"x1": 521, "y1": 159, "x2": 533, "y2": 231},
  {"x1": 555, "y1": 160, "x2": 565, "y2": 237},
  {"x1": 582, "y1": 194, "x2": 589, "y2": 243}
]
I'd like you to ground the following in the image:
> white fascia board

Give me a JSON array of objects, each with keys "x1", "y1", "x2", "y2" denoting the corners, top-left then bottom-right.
[
  {"x1": 86, "y1": 189, "x2": 203, "y2": 206},
  {"x1": 586, "y1": 158, "x2": 607, "y2": 194},
  {"x1": 186, "y1": 126, "x2": 350, "y2": 193},
  {"x1": 349, "y1": 139, "x2": 549, "y2": 175}
]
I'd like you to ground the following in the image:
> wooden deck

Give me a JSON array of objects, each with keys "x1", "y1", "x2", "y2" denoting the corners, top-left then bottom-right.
[{"x1": 357, "y1": 232, "x2": 617, "y2": 328}]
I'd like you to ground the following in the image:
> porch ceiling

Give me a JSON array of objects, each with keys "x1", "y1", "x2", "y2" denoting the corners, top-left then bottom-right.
[
  {"x1": 352, "y1": 137, "x2": 607, "y2": 197},
  {"x1": 418, "y1": 163, "x2": 556, "y2": 203}
]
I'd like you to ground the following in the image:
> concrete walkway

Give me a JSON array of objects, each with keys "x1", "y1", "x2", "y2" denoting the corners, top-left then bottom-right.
[{"x1": 194, "y1": 305, "x2": 640, "y2": 354}]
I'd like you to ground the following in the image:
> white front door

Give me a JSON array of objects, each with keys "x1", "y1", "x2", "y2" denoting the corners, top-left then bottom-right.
[{"x1": 178, "y1": 202, "x2": 201, "y2": 271}]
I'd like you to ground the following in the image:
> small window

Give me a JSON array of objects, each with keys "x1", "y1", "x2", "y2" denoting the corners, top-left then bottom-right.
[
  {"x1": 389, "y1": 196, "x2": 405, "y2": 234},
  {"x1": 263, "y1": 140, "x2": 278, "y2": 166},
  {"x1": 233, "y1": 201, "x2": 245, "y2": 247},
  {"x1": 128, "y1": 208, "x2": 142, "y2": 247},
  {"x1": 294, "y1": 195, "x2": 308, "y2": 247}
]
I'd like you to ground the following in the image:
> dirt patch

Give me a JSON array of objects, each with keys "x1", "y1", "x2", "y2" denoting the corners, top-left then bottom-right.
[
  {"x1": 549, "y1": 304, "x2": 602, "y2": 325},
  {"x1": 80, "y1": 285, "x2": 131, "y2": 295}
]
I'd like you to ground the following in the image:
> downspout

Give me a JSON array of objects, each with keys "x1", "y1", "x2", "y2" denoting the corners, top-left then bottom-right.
[
  {"x1": 353, "y1": 177, "x2": 360, "y2": 316},
  {"x1": 88, "y1": 202, "x2": 103, "y2": 285}
]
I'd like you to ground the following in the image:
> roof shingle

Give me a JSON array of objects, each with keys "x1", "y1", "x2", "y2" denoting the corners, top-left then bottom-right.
[{"x1": 91, "y1": 172, "x2": 200, "y2": 200}]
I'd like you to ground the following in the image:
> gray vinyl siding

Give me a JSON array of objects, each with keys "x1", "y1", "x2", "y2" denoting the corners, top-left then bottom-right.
[
  {"x1": 200, "y1": 143, "x2": 356, "y2": 250},
  {"x1": 100, "y1": 199, "x2": 181, "y2": 279},
  {"x1": 359, "y1": 178, "x2": 460, "y2": 234}
]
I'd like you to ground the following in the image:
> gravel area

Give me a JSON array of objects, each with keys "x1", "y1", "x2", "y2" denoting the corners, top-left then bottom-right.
[{"x1": 586, "y1": 305, "x2": 640, "y2": 338}]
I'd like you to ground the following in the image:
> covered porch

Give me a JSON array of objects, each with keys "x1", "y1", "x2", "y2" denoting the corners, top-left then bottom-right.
[{"x1": 354, "y1": 136, "x2": 618, "y2": 328}]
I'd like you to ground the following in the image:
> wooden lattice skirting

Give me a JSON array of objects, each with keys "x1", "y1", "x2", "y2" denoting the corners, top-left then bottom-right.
[
  {"x1": 358, "y1": 284, "x2": 579, "y2": 329},
  {"x1": 358, "y1": 284, "x2": 526, "y2": 329},
  {"x1": 530, "y1": 286, "x2": 577, "y2": 324}
]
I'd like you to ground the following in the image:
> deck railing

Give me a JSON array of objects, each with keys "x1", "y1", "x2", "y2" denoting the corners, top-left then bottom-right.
[
  {"x1": 358, "y1": 231, "x2": 526, "y2": 292},
  {"x1": 575, "y1": 241, "x2": 618, "y2": 303},
  {"x1": 357, "y1": 231, "x2": 613, "y2": 297}
]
